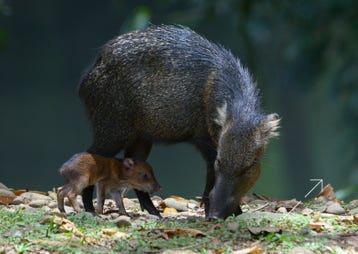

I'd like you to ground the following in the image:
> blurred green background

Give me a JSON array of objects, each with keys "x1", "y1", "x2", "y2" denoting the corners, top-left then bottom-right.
[{"x1": 1, "y1": 0, "x2": 357, "y2": 201}]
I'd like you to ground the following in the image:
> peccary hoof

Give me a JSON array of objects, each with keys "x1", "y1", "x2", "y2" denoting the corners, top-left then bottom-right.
[{"x1": 235, "y1": 206, "x2": 243, "y2": 216}]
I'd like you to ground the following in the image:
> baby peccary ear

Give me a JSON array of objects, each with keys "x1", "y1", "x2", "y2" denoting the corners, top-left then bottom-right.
[
  {"x1": 123, "y1": 158, "x2": 135, "y2": 170},
  {"x1": 257, "y1": 113, "x2": 281, "y2": 145}
]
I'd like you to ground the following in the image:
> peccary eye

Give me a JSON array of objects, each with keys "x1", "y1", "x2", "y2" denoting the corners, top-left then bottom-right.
[{"x1": 140, "y1": 172, "x2": 149, "y2": 179}]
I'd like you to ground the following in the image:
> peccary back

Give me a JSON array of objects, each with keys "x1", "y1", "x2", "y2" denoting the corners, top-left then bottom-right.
[{"x1": 79, "y1": 25, "x2": 280, "y2": 219}]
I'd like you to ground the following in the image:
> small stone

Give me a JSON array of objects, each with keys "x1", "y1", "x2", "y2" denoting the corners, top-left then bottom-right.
[
  {"x1": 349, "y1": 207, "x2": 358, "y2": 215},
  {"x1": 29, "y1": 199, "x2": 49, "y2": 208},
  {"x1": 110, "y1": 213, "x2": 120, "y2": 219},
  {"x1": 151, "y1": 195, "x2": 163, "y2": 202},
  {"x1": 301, "y1": 208, "x2": 313, "y2": 215},
  {"x1": 12, "y1": 192, "x2": 52, "y2": 205},
  {"x1": 145, "y1": 214, "x2": 161, "y2": 220},
  {"x1": 47, "y1": 191, "x2": 57, "y2": 200},
  {"x1": 48, "y1": 201, "x2": 58, "y2": 209},
  {"x1": 114, "y1": 215, "x2": 131, "y2": 227},
  {"x1": 325, "y1": 202, "x2": 345, "y2": 215},
  {"x1": 227, "y1": 222, "x2": 240, "y2": 232},
  {"x1": 349, "y1": 200, "x2": 358, "y2": 207},
  {"x1": 288, "y1": 247, "x2": 314, "y2": 254},
  {"x1": 0, "y1": 189, "x2": 16, "y2": 197},
  {"x1": 277, "y1": 207, "x2": 287, "y2": 213},
  {"x1": 99, "y1": 214, "x2": 111, "y2": 220},
  {"x1": 41, "y1": 206, "x2": 51, "y2": 213},
  {"x1": 164, "y1": 197, "x2": 188, "y2": 211},
  {"x1": 18, "y1": 204, "x2": 31, "y2": 210},
  {"x1": 0, "y1": 182, "x2": 9, "y2": 190}
]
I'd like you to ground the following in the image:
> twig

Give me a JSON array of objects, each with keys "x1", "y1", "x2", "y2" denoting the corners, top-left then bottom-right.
[{"x1": 249, "y1": 202, "x2": 270, "y2": 213}]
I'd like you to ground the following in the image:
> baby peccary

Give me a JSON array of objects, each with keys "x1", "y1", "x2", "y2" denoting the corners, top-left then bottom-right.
[{"x1": 57, "y1": 152, "x2": 161, "y2": 215}]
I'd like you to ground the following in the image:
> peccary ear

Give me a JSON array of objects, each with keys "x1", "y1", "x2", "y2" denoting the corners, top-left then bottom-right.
[
  {"x1": 215, "y1": 102, "x2": 228, "y2": 127},
  {"x1": 123, "y1": 158, "x2": 135, "y2": 170},
  {"x1": 257, "y1": 113, "x2": 281, "y2": 145}
]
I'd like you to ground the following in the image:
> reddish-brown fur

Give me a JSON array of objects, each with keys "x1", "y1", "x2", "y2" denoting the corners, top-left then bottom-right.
[{"x1": 57, "y1": 152, "x2": 161, "y2": 214}]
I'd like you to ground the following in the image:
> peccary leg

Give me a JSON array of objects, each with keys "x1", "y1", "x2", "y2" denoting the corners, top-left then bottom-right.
[
  {"x1": 95, "y1": 181, "x2": 106, "y2": 214},
  {"x1": 82, "y1": 185, "x2": 95, "y2": 212},
  {"x1": 125, "y1": 139, "x2": 161, "y2": 217},
  {"x1": 202, "y1": 161, "x2": 215, "y2": 215},
  {"x1": 196, "y1": 141, "x2": 217, "y2": 217}
]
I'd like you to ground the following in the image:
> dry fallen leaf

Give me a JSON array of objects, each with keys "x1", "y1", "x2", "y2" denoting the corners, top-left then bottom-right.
[
  {"x1": 316, "y1": 184, "x2": 337, "y2": 202},
  {"x1": 42, "y1": 215, "x2": 83, "y2": 237},
  {"x1": 308, "y1": 218, "x2": 334, "y2": 232},
  {"x1": 11, "y1": 189, "x2": 28, "y2": 196},
  {"x1": 353, "y1": 215, "x2": 358, "y2": 225},
  {"x1": 163, "y1": 207, "x2": 178, "y2": 215},
  {"x1": 0, "y1": 196, "x2": 15, "y2": 205},
  {"x1": 102, "y1": 228, "x2": 128, "y2": 238},
  {"x1": 233, "y1": 244, "x2": 264, "y2": 254},
  {"x1": 157, "y1": 228, "x2": 206, "y2": 240}
]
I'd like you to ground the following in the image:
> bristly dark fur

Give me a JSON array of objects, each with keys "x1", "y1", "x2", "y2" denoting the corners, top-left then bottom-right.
[{"x1": 78, "y1": 24, "x2": 279, "y2": 219}]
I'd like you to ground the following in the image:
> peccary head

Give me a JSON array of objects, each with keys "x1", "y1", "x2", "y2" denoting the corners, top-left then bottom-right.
[
  {"x1": 122, "y1": 158, "x2": 162, "y2": 194},
  {"x1": 208, "y1": 103, "x2": 280, "y2": 219}
]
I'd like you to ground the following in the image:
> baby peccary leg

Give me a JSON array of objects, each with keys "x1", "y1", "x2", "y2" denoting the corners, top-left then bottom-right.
[
  {"x1": 95, "y1": 181, "x2": 106, "y2": 214},
  {"x1": 57, "y1": 186, "x2": 66, "y2": 213},
  {"x1": 67, "y1": 188, "x2": 81, "y2": 212},
  {"x1": 110, "y1": 191, "x2": 129, "y2": 216}
]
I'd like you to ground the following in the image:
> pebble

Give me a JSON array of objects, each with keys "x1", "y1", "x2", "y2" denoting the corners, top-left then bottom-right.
[
  {"x1": 47, "y1": 191, "x2": 57, "y2": 200},
  {"x1": 0, "y1": 188, "x2": 16, "y2": 197},
  {"x1": 12, "y1": 192, "x2": 52, "y2": 205},
  {"x1": 301, "y1": 208, "x2": 313, "y2": 215},
  {"x1": 48, "y1": 201, "x2": 58, "y2": 209},
  {"x1": 113, "y1": 215, "x2": 131, "y2": 227},
  {"x1": 325, "y1": 202, "x2": 345, "y2": 215},
  {"x1": 349, "y1": 207, "x2": 358, "y2": 215},
  {"x1": 29, "y1": 199, "x2": 49, "y2": 208},
  {"x1": 0, "y1": 182, "x2": 9, "y2": 190},
  {"x1": 227, "y1": 222, "x2": 240, "y2": 232},
  {"x1": 164, "y1": 197, "x2": 188, "y2": 211},
  {"x1": 288, "y1": 247, "x2": 314, "y2": 254},
  {"x1": 277, "y1": 207, "x2": 287, "y2": 213}
]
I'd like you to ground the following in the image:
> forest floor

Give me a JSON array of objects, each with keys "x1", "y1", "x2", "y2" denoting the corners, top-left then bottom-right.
[{"x1": 0, "y1": 184, "x2": 357, "y2": 254}]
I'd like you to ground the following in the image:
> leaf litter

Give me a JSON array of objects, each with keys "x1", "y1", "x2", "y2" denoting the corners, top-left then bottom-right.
[{"x1": 0, "y1": 183, "x2": 357, "y2": 253}]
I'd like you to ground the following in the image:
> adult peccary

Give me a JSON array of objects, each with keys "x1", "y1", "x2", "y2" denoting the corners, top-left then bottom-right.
[{"x1": 79, "y1": 25, "x2": 280, "y2": 219}]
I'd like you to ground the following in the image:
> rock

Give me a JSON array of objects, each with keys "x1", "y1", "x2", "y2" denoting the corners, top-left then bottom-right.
[
  {"x1": 151, "y1": 195, "x2": 163, "y2": 202},
  {"x1": 0, "y1": 182, "x2": 9, "y2": 190},
  {"x1": 187, "y1": 200, "x2": 200, "y2": 209},
  {"x1": 349, "y1": 207, "x2": 358, "y2": 215},
  {"x1": 227, "y1": 222, "x2": 240, "y2": 232},
  {"x1": 12, "y1": 192, "x2": 52, "y2": 205},
  {"x1": 114, "y1": 215, "x2": 131, "y2": 227},
  {"x1": 277, "y1": 207, "x2": 287, "y2": 213},
  {"x1": 110, "y1": 212, "x2": 120, "y2": 220},
  {"x1": 145, "y1": 214, "x2": 161, "y2": 220},
  {"x1": 0, "y1": 189, "x2": 16, "y2": 198},
  {"x1": 325, "y1": 202, "x2": 345, "y2": 215},
  {"x1": 47, "y1": 191, "x2": 57, "y2": 200},
  {"x1": 288, "y1": 247, "x2": 314, "y2": 254},
  {"x1": 164, "y1": 197, "x2": 188, "y2": 211},
  {"x1": 48, "y1": 201, "x2": 58, "y2": 209},
  {"x1": 29, "y1": 199, "x2": 49, "y2": 208},
  {"x1": 301, "y1": 208, "x2": 313, "y2": 215},
  {"x1": 41, "y1": 206, "x2": 52, "y2": 213}
]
